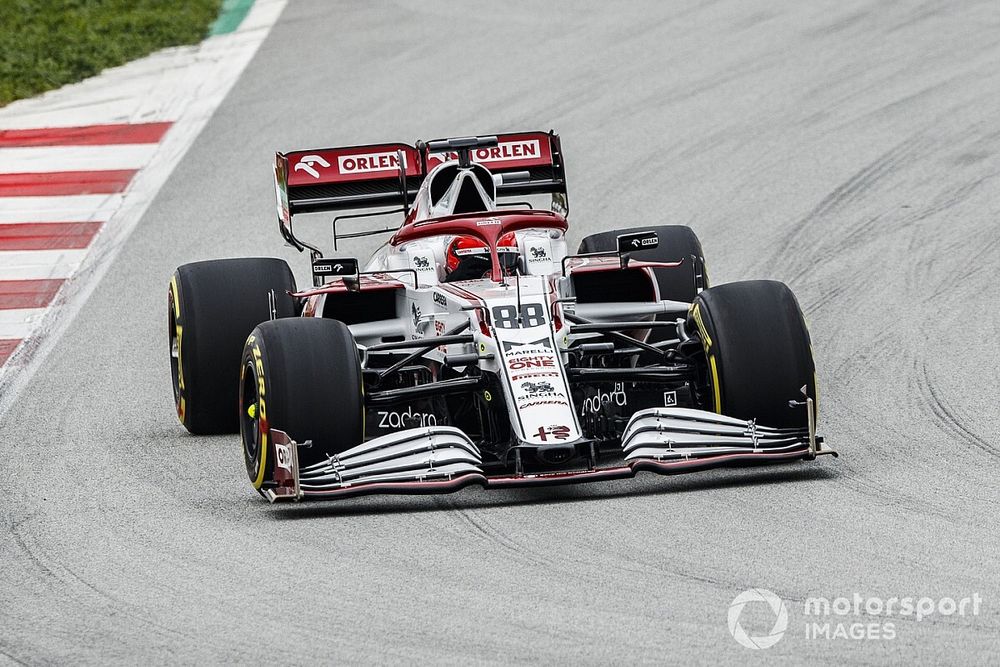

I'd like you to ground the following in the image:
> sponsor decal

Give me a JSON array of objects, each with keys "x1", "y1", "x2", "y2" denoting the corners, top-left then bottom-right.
[
  {"x1": 532, "y1": 425, "x2": 572, "y2": 442},
  {"x1": 454, "y1": 244, "x2": 489, "y2": 256},
  {"x1": 476, "y1": 217, "x2": 502, "y2": 227},
  {"x1": 275, "y1": 442, "x2": 292, "y2": 470},
  {"x1": 378, "y1": 408, "x2": 437, "y2": 429},
  {"x1": 338, "y1": 151, "x2": 405, "y2": 174},
  {"x1": 616, "y1": 230, "x2": 659, "y2": 253},
  {"x1": 581, "y1": 382, "x2": 628, "y2": 415},
  {"x1": 294, "y1": 154, "x2": 330, "y2": 179},
  {"x1": 507, "y1": 354, "x2": 556, "y2": 371},
  {"x1": 473, "y1": 140, "x2": 540, "y2": 162},
  {"x1": 433, "y1": 292, "x2": 448, "y2": 307},
  {"x1": 313, "y1": 257, "x2": 358, "y2": 277},
  {"x1": 511, "y1": 371, "x2": 561, "y2": 381},
  {"x1": 502, "y1": 336, "x2": 552, "y2": 353},
  {"x1": 434, "y1": 320, "x2": 446, "y2": 335},
  {"x1": 522, "y1": 381, "x2": 554, "y2": 394},
  {"x1": 411, "y1": 302, "x2": 421, "y2": 327},
  {"x1": 413, "y1": 256, "x2": 431, "y2": 270},
  {"x1": 517, "y1": 380, "x2": 567, "y2": 406},
  {"x1": 527, "y1": 246, "x2": 548, "y2": 262},
  {"x1": 521, "y1": 400, "x2": 570, "y2": 408},
  {"x1": 429, "y1": 140, "x2": 541, "y2": 166}
]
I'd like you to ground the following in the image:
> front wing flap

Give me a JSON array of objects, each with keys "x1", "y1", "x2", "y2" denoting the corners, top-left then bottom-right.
[{"x1": 263, "y1": 406, "x2": 835, "y2": 502}]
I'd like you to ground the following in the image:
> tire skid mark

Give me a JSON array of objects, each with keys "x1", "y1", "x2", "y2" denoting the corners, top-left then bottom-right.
[
  {"x1": 772, "y1": 132, "x2": 927, "y2": 267},
  {"x1": 450, "y1": 503, "x2": 561, "y2": 570},
  {"x1": 916, "y1": 355, "x2": 1000, "y2": 459},
  {"x1": 8, "y1": 511, "x2": 196, "y2": 643},
  {"x1": 445, "y1": 495, "x2": 737, "y2": 590}
]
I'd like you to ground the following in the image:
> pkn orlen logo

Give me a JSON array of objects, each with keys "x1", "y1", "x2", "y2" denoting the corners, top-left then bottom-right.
[{"x1": 728, "y1": 588, "x2": 789, "y2": 650}]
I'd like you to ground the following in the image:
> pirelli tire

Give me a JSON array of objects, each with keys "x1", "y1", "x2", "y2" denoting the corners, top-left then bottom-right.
[
  {"x1": 240, "y1": 318, "x2": 364, "y2": 492},
  {"x1": 577, "y1": 225, "x2": 708, "y2": 304},
  {"x1": 689, "y1": 280, "x2": 817, "y2": 429},
  {"x1": 168, "y1": 258, "x2": 298, "y2": 435}
]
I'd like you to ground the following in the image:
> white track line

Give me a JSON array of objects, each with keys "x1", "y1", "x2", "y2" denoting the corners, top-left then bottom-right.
[
  {"x1": 0, "y1": 308, "x2": 47, "y2": 338},
  {"x1": 0, "y1": 144, "x2": 158, "y2": 173},
  {"x1": 0, "y1": 195, "x2": 124, "y2": 223},
  {"x1": 0, "y1": 249, "x2": 88, "y2": 280}
]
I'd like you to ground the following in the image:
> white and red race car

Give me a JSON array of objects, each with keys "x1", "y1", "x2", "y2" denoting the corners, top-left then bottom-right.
[{"x1": 167, "y1": 131, "x2": 835, "y2": 501}]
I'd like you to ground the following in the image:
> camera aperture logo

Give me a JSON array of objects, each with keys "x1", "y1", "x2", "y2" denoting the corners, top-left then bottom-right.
[
  {"x1": 728, "y1": 589, "x2": 983, "y2": 648},
  {"x1": 728, "y1": 588, "x2": 789, "y2": 649}
]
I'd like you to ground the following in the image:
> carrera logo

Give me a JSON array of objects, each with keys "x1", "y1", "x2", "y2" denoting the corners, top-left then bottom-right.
[
  {"x1": 338, "y1": 151, "x2": 406, "y2": 174},
  {"x1": 294, "y1": 154, "x2": 331, "y2": 179},
  {"x1": 521, "y1": 400, "x2": 570, "y2": 408}
]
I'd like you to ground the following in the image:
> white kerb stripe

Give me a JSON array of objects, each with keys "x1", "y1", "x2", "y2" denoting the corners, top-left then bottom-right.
[
  {"x1": 0, "y1": 194, "x2": 124, "y2": 223},
  {"x1": 0, "y1": 144, "x2": 158, "y2": 174},
  {"x1": 0, "y1": 308, "x2": 48, "y2": 339},
  {"x1": 0, "y1": 249, "x2": 89, "y2": 280}
]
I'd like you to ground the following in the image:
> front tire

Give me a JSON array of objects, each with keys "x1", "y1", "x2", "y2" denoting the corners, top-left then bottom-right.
[
  {"x1": 689, "y1": 280, "x2": 816, "y2": 428},
  {"x1": 240, "y1": 318, "x2": 364, "y2": 492},
  {"x1": 168, "y1": 258, "x2": 297, "y2": 435}
]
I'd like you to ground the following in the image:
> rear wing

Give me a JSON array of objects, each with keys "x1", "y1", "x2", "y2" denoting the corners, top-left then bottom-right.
[{"x1": 273, "y1": 131, "x2": 567, "y2": 248}]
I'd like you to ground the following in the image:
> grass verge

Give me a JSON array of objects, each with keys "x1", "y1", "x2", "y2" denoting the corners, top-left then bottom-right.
[{"x1": 0, "y1": 0, "x2": 223, "y2": 107}]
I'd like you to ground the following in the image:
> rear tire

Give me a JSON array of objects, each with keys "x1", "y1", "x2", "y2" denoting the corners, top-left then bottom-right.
[
  {"x1": 240, "y1": 318, "x2": 364, "y2": 491},
  {"x1": 577, "y1": 225, "x2": 708, "y2": 303},
  {"x1": 689, "y1": 280, "x2": 816, "y2": 428},
  {"x1": 168, "y1": 258, "x2": 297, "y2": 435}
]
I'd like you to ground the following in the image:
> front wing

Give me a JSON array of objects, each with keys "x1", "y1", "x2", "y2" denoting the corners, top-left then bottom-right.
[{"x1": 263, "y1": 403, "x2": 836, "y2": 502}]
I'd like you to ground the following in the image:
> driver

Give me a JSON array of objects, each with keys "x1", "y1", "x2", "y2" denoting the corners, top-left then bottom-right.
[{"x1": 445, "y1": 232, "x2": 520, "y2": 281}]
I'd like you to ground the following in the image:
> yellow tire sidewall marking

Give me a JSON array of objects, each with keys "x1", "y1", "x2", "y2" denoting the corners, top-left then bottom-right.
[
  {"x1": 250, "y1": 340, "x2": 268, "y2": 490},
  {"x1": 690, "y1": 302, "x2": 721, "y2": 414}
]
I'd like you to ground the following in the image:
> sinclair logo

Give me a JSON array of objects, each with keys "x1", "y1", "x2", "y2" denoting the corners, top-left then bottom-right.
[{"x1": 338, "y1": 151, "x2": 406, "y2": 174}]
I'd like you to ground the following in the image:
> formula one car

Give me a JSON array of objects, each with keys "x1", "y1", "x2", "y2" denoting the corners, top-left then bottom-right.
[{"x1": 167, "y1": 131, "x2": 836, "y2": 501}]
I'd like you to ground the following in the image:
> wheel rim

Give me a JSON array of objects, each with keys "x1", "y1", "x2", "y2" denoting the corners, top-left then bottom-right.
[
  {"x1": 167, "y1": 288, "x2": 183, "y2": 419},
  {"x1": 240, "y1": 359, "x2": 261, "y2": 473}
]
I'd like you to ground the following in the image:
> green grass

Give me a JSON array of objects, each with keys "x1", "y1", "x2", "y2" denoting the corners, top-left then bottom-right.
[{"x1": 0, "y1": 0, "x2": 223, "y2": 106}]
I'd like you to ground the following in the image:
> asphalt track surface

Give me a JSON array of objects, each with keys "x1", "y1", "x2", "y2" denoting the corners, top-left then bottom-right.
[{"x1": 2, "y1": 1, "x2": 999, "y2": 663}]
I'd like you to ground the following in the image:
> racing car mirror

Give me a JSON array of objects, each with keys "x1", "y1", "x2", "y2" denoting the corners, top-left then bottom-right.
[
  {"x1": 615, "y1": 230, "x2": 658, "y2": 269},
  {"x1": 312, "y1": 256, "x2": 359, "y2": 287}
]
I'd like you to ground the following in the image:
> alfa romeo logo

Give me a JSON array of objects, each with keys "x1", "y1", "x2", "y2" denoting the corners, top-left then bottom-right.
[{"x1": 727, "y1": 588, "x2": 789, "y2": 649}]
